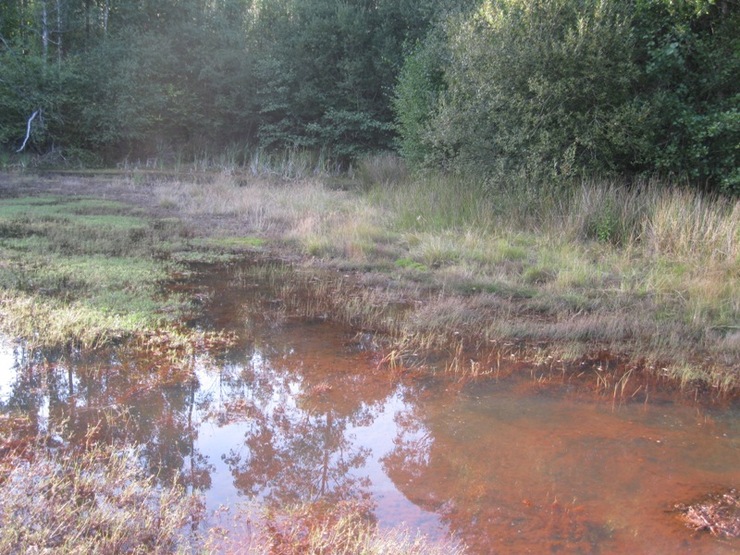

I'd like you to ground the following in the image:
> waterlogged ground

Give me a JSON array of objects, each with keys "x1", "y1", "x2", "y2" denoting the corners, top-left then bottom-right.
[{"x1": 1, "y1": 262, "x2": 738, "y2": 554}]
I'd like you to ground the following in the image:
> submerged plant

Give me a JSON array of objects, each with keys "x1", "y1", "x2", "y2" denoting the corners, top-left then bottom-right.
[{"x1": 207, "y1": 499, "x2": 467, "y2": 555}]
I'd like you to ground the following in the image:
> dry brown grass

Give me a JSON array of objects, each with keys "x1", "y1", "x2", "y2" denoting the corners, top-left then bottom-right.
[
  {"x1": 0, "y1": 442, "x2": 202, "y2": 554},
  {"x1": 145, "y1": 169, "x2": 738, "y2": 395},
  {"x1": 676, "y1": 489, "x2": 740, "y2": 539},
  {"x1": 205, "y1": 499, "x2": 467, "y2": 555},
  {"x1": 2, "y1": 170, "x2": 736, "y2": 395}
]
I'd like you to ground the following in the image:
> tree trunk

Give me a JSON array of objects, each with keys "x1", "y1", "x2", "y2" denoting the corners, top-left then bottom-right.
[
  {"x1": 56, "y1": 0, "x2": 63, "y2": 66},
  {"x1": 41, "y1": 0, "x2": 49, "y2": 64}
]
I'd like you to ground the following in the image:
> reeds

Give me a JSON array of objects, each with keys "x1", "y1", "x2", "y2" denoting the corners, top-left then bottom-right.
[
  {"x1": 207, "y1": 499, "x2": 467, "y2": 555},
  {"x1": 0, "y1": 442, "x2": 202, "y2": 554}
]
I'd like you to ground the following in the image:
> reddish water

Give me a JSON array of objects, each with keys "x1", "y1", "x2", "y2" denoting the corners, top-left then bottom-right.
[{"x1": 1, "y1": 263, "x2": 737, "y2": 554}]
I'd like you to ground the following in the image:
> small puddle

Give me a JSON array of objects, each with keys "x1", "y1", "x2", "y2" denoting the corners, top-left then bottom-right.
[{"x1": 1, "y1": 262, "x2": 738, "y2": 553}]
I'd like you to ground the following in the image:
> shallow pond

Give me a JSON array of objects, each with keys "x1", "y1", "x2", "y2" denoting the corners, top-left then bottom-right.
[{"x1": 1, "y1": 262, "x2": 738, "y2": 553}]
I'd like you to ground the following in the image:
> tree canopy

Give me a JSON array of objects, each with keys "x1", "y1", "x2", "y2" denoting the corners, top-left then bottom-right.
[
  {"x1": 396, "y1": 0, "x2": 739, "y2": 193},
  {"x1": 1, "y1": 0, "x2": 737, "y2": 192}
]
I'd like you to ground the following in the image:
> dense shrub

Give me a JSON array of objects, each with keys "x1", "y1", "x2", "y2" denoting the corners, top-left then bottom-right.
[{"x1": 395, "y1": 0, "x2": 739, "y2": 194}]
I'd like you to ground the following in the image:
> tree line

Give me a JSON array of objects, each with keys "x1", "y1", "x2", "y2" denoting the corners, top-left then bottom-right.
[{"x1": 0, "y1": 0, "x2": 737, "y2": 193}]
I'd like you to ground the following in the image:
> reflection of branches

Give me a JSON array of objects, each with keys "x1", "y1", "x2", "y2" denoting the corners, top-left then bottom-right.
[
  {"x1": 0, "y1": 344, "x2": 216, "y2": 493},
  {"x1": 384, "y1": 410, "x2": 433, "y2": 483},
  {"x1": 208, "y1": 334, "x2": 391, "y2": 508},
  {"x1": 198, "y1": 356, "x2": 273, "y2": 426},
  {"x1": 224, "y1": 405, "x2": 372, "y2": 507}
]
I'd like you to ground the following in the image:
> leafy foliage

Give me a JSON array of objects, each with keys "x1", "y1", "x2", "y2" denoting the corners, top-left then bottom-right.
[
  {"x1": 633, "y1": 0, "x2": 740, "y2": 194},
  {"x1": 1, "y1": 0, "x2": 451, "y2": 165},
  {"x1": 1, "y1": 0, "x2": 737, "y2": 192},
  {"x1": 395, "y1": 0, "x2": 739, "y2": 193}
]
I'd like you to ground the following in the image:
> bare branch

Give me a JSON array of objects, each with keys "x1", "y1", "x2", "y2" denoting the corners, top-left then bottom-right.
[{"x1": 17, "y1": 110, "x2": 40, "y2": 153}]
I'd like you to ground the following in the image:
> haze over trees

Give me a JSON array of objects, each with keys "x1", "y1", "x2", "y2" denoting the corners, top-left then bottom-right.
[{"x1": 0, "y1": 0, "x2": 737, "y2": 193}]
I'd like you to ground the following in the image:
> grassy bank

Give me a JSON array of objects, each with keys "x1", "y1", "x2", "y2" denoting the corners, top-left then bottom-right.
[
  {"x1": 0, "y1": 192, "x2": 191, "y2": 349},
  {"x1": 0, "y1": 167, "x2": 737, "y2": 393},
  {"x1": 150, "y1": 162, "x2": 738, "y2": 397}
]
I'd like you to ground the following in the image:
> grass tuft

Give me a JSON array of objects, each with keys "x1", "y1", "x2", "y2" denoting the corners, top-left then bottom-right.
[
  {"x1": 207, "y1": 499, "x2": 467, "y2": 555},
  {"x1": 0, "y1": 442, "x2": 202, "y2": 555}
]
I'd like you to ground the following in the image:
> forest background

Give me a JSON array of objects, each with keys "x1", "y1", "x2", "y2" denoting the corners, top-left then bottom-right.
[{"x1": 0, "y1": 0, "x2": 738, "y2": 195}]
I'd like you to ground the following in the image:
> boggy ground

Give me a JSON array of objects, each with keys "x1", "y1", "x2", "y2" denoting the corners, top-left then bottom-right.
[
  {"x1": 1, "y1": 169, "x2": 738, "y2": 405},
  {"x1": 0, "y1": 169, "x2": 738, "y2": 550},
  {"x1": 0, "y1": 170, "x2": 473, "y2": 553}
]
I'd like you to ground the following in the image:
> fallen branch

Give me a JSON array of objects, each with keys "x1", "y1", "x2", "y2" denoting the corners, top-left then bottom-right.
[{"x1": 17, "y1": 110, "x2": 40, "y2": 153}]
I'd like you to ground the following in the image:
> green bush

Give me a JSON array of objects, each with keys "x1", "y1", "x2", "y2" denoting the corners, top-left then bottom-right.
[{"x1": 394, "y1": 0, "x2": 739, "y2": 193}]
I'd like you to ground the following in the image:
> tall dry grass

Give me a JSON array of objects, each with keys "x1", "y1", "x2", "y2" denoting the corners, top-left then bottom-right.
[
  {"x1": 645, "y1": 188, "x2": 739, "y2": 262},
  {"x1": 0, "y1": 443, "x2": 201, "y2": 554},
  {"x1": 153, "y1": 172, "x2": 392, "y2": 260},
  {"x1": 144, "y1": 160, "x2": 737, "y2": 391}
]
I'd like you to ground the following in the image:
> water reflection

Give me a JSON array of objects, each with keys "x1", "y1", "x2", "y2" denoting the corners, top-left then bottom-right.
[
  {"x1": 1, "y1": 263, "x2": 738, "y2": 554},
  {"x1": 384, "y1": 380, "x2": 739, "y2": 553},
  {"x1": 0, "y1": 322, "x2": 445, "y2": 536}
]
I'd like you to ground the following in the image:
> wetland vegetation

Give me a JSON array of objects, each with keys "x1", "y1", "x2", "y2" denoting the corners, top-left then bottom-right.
[
  {"x1": 1, "y1": 0, "x2": 738, "y2": 550},
  {"x1": 0, "y1": 168, "x2": 737, "y2": 552},
  {"x1": 2, "y1": 169, "x2": 737, "y2": 398}
]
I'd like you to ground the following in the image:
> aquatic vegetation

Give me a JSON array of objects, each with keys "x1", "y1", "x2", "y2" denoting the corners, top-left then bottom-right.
[
  {"x1": 676, "y1": 489, "x2": 740, "y2": 539},
  {"x1": 0, "y1": 442, "x2": 203, "y2": 554},
  {"x1": 207, "y1": 499, "x2": 468, "y2": 555}
]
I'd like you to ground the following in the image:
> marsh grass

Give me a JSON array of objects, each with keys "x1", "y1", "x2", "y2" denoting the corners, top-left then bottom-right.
[
  {"x1": 0, "y1": 427, "x2": 464, "y2": 555},
  {"x1": 3, "y1": 170, "x2": 736, "y2": 396},
  {"x1": 0, "y1": 194, "x2": 191, "y2": 349},
  {"x1": 355, "y1": 153, "x2": 410, "y2": 191},
  {"x1": 152, "y1": 173, "x2": 397, "y2": 263},
  {"x1": 206, "y1": 499, "x2": 467, "y2": 555},
  {"x1": 378, "y1": 176, "x2": 737, "y2": 391},
  {"x1": 142, "y1": 167, "x2": 739, "y2": 395},
  {"x1": 256, "y1": 500, "x2": 466, "y2": 555},
  {"x1": 0, "y1": 441, "x2": 202, "y2": 555}
]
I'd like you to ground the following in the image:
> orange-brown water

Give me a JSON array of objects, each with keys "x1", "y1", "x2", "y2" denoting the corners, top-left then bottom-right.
[{"x1": 1, "y1": 263, "x2": 737, "y2": 554}]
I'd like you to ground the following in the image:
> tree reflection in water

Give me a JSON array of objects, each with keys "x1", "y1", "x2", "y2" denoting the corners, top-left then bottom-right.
[
  {"x1": 217, "y1": 331, "x2": 392, "y2": 508},
  {"x1": 0, "y1": 320, "x2": 395, "y2": 516},
  {"x1": 8, "y1": 263, "x2": 736, "y2": 555},
  {"x1": 0, "y1": 340, "x2": 215, "y2": 492}
]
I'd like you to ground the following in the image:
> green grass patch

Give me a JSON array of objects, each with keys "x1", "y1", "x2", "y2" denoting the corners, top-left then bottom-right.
[
  {"x1": 394, "y1": 257, "x2": 428, "y2": 271},
  {"x1": 193, "y1": 236, "x2": 266, "y2": 250},
  {"x1": 171, "y1": 250, "x2": 242, "y2": 264},
  {"x1": 0, "y1": 192, "x2": 190, "y2": 348},
  {"x1": 0, "y1": 196, "x2": 139, "y2": 221}
]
